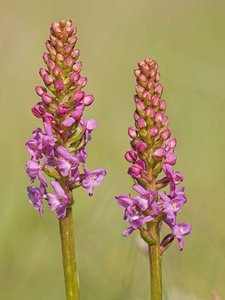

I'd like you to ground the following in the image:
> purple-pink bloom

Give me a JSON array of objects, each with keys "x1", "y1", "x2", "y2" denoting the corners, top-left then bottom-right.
[
  {"x1": 164, "y1": 148, "x2": 177, "y2": 166},
  {"x1": 158, "y1": 190, "x2": 186, "y2": 226},
  {"x1": 115, "y1": 194, "x2": 136, "y2": 220},
  {"x1": 122, "y1": 213, "x2": 154, "y2": 237},
  {"x1": 82, "y1": 165, "x2": 106, "y2": 196},
  {"x1": 46, "y1": 180, "x2": 71, "y2": 219},
  {"x1": 162, "y1": 164, "x2": 183, "y2": 197},
  {"x1": 79, "y1": 118, "x2": 98, "y2": 144},
  {"x1": 26, "y1": 160, "x2": 47, "y2": 187},
  {"x1": 128, "y1": 159, "x2": 145, "y2": 179},
  {"x1": 27, "y1": 184, "x2": 45, "y2": 216},
  {"x1": 57, "y1": 146, "x2": 84, "y2": 177},
  {"x1": 26, "y1": 139, "x2": 43, "y2": 161},
  {"x1": 132, "y1": 184, "x2": 159, "y2": 214},
  {"x1": 171, "y1": 223, "x2": 192, "y2": 251}
]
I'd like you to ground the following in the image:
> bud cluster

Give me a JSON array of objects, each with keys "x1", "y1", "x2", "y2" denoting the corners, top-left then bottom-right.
[
  {"x1": 116, "y1": 58, "x2": 191, "y2": 252},
  {"x1": 26, "y1": 20, "x2": 106, "y2": 219}
]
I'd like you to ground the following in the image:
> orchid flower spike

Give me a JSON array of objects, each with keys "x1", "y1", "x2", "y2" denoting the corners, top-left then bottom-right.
[
  {"x1": 116, "y1": 57, "x2": 191, "y2": 252},
  {"x1": 26, "y1": 20, "x2": 106, "y2": 218}
]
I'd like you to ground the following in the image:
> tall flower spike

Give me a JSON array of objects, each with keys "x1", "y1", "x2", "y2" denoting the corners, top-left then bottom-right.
[
  {"x1": 115, "y1": 57, "x2": 192, "y2": 299},
  {"x1": 25, "y1": 20, "x2": 106, "y2": 300},
  {"x1": 115, "y1": 57, "x2": 192, "y2": 300},
  {"x1": 26, "y1": 20, "x2": 106, "y2": 218},
  {"x1": 116, "y1": 57, "x2": 191, "y2": 249}
]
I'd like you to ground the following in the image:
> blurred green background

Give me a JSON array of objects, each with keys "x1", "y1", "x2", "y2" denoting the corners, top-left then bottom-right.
[{"x1": 1, "y1": 0, "x2": 225, "y2": 299}]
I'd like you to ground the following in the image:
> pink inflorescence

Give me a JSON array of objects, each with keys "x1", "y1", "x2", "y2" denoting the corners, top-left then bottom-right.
[
  {"x1": 115, "y1": 57, "x2": 191, "y2": 251},
  {"x1": 26, "y1": 20, "x2": 106, "y2": 219}
]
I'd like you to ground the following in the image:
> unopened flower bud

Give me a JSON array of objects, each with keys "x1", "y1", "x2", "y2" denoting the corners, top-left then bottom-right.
[
  {"x1": 43, "y1": 112, "x2": 54, "y2": 123},
  {"x1": 39, "y1": 68, "x2": 49, "y2": 79},
  {"x1": 55, "y1": 39, "x2": 63, "y2": 52},
  {"x1": 134, "y1": 69, "x2": 141, "y2": 78},
  {"x1": 32, "y1": 102, "x2": 46, "y2": 118},
  {"x1": 59, "y1": 19, "x2": 67, "y2": 28},
  {"x1": 137, "y1": 61, "x2": 145, "y2": 68},
  {"x1": 148, "y1": 59, "x2": 156, "y2": 69},
  {"x1": 143, "y1": 91, "x2": 152, "y2": 106},
  {"x1": 60, "y1": 32, "x2": 68, "y2": 43},
  {"x1": 136, "y1": 140, "x2": 147, "y2": 153},
  {"x1": 54, "y1": 80, "x2": 64, "y2": 92},
  {"x1": 136, "y1": 100, "x2": 145, "y2": 116},
  {"x1": 136, "y1": 84, "x2": 145, "y2": 99},
  {"x1": 73, "y1": 90, "x2": 85, "y2": 102},
  {"x1": 149, "y1": 125, "x2": 159, "y2": 137},
  {"x1": 138, "y1": 117, "x2": 146, "y2": 129},
  {"x1": 68, "y1": 36, "x2": 77, "y2": 47},
  {"x1": 63, "y1": 45, "x2": 73, "y2": 56},
  {"x1": 51, "y1": 23, "x2": 62, "y2": 36},
  {"x1": 128, "y1": 127, "x2": 137, "y2": 139},
  {"x1": 134, "y1": 110, "x2": 140, "y2": 121},
  {"x1": 155, "y1": 83, "x2": 163, "y2": 97},
  {"x1": 65, "y1": 27, "x2": 73, "y2": 35},
  {"x1": 130, "y1": 140, "x2": 136, "y2": 151},
  {"x1": 52, "y1": 66, "x2": 62, "y2": 78},
  {"x1": 147, "y1": 80, "x2": 155, "y2": 94},
  {"x1": 145, "y1": 106, "x2": 155, "y2": 118},
  {"x1": 138, "y1": 74, "x2": 147, "y2": 88},
  {"x1": 125, "y1": 151, "x2": 137, "y2": 163},
  {"x1": 73, "y1": 61, "x2": 82, "y2": 72},
  {"x1": 57, "y1": 104, "x2": 68, "y2": 117},
  {"x1": 55, "y1": 53, "x2": 64, "y2": 65},
  {"x1": 69, "y1": 72, "x2": 80, "y2": 83},
  {"x1": 130, "y1": 163, "x2": 142, "y2": 177},
  {"x1": 42, "y1": 92, "x2": 52, "y2": 104},
  {"x1": 156, "y1": 177, "x2": 170, "y2": 189},
  {"x1": 149, "y1": 68, "x2": 157, "y2": 80},
  {"x1": 165, "y1": 137, "x2": 177, "y2": 150},
  {"x1": 144, "y1": 57, "x2": 151, "y2": 66},
  {"x1": 64, "y1": 56, "x2": 74, "y2": 68},
  {"x1": 71, "y1": 49, "x2": 80, "y2": 60},
  {"x1": 75, "y1": 77, "x2": 87, "y2": 89},
  {"x1": 83, "y1": 94, "x2": 94, "y2": 106},
  {"x1": 155, "y1": 72, "x2": 160, "y2": 82},
  {"x1": 161, "y1": 115, "x2": 169, "y2": 127},
  {"x1": 35, "y1": 86, "x2": 47, "y2": 96},
  {"x1": 159, "y1": 99, "x2": 166, "y2": 112},
  {"x1": 160, "y1": 234, "x2": 175, "y2": 255},
  {"x1": 47, "y1": 59, "x2": 55, "y2": 70},
  {"x1": 45, "y1": 40, "x2": 52, "y2": 51},
  {"x1": 152, "y1": 96, "x2": 160, "y2": 108},
  {"x1": 43, "y1": 74, "x2": 53, "y2": 85},
  {"x1": 141, "y1": 64, "x2": 150, "y2": 77},
  {"x1": 43, "y1": 52, "x2": 49, "y2": 64},
  {"x1": 153, "y1": 148, "x2": 166, "y2": 159},
  {"x1": 134, "y1": 95, "x2": 140, "y2": 103},
  {"x1": 160, "y1": 129, "x2": 171, "y2": 140},
  {"x1": 154, "y1": 112, "x2": 163, "y2": 126}
]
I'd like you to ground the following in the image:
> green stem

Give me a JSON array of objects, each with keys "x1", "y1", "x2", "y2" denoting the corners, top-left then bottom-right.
[
  {"x1": 147, "y1": 220, "x2": 162, "y2": 300},
  {"x1": 59, "y1": 207, "x2": 79, "y2": 300}
]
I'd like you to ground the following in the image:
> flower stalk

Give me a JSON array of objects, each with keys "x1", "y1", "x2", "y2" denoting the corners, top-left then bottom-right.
[
  {"x1": 115, "y1": 57, "x2": 192, "y2": 299},
  {"x1": 147, "y1": 221, "x2": 162, "y2": 300},
  {"x1": 59, "y1": 207, "x2": 79, "y2": 300}
]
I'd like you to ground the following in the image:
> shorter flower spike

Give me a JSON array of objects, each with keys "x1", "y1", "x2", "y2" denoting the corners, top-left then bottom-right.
[
  {"x1": 115, "y1": 57, "x2": 191, "y2": 252},
  {"x1": 26, "y1": 20, "x2": 106, "y2": 218}
]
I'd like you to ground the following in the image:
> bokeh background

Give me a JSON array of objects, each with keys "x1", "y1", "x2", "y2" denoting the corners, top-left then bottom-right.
[{"x1": 1, "y1": 0, "x2": 225, "y2": 299}]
